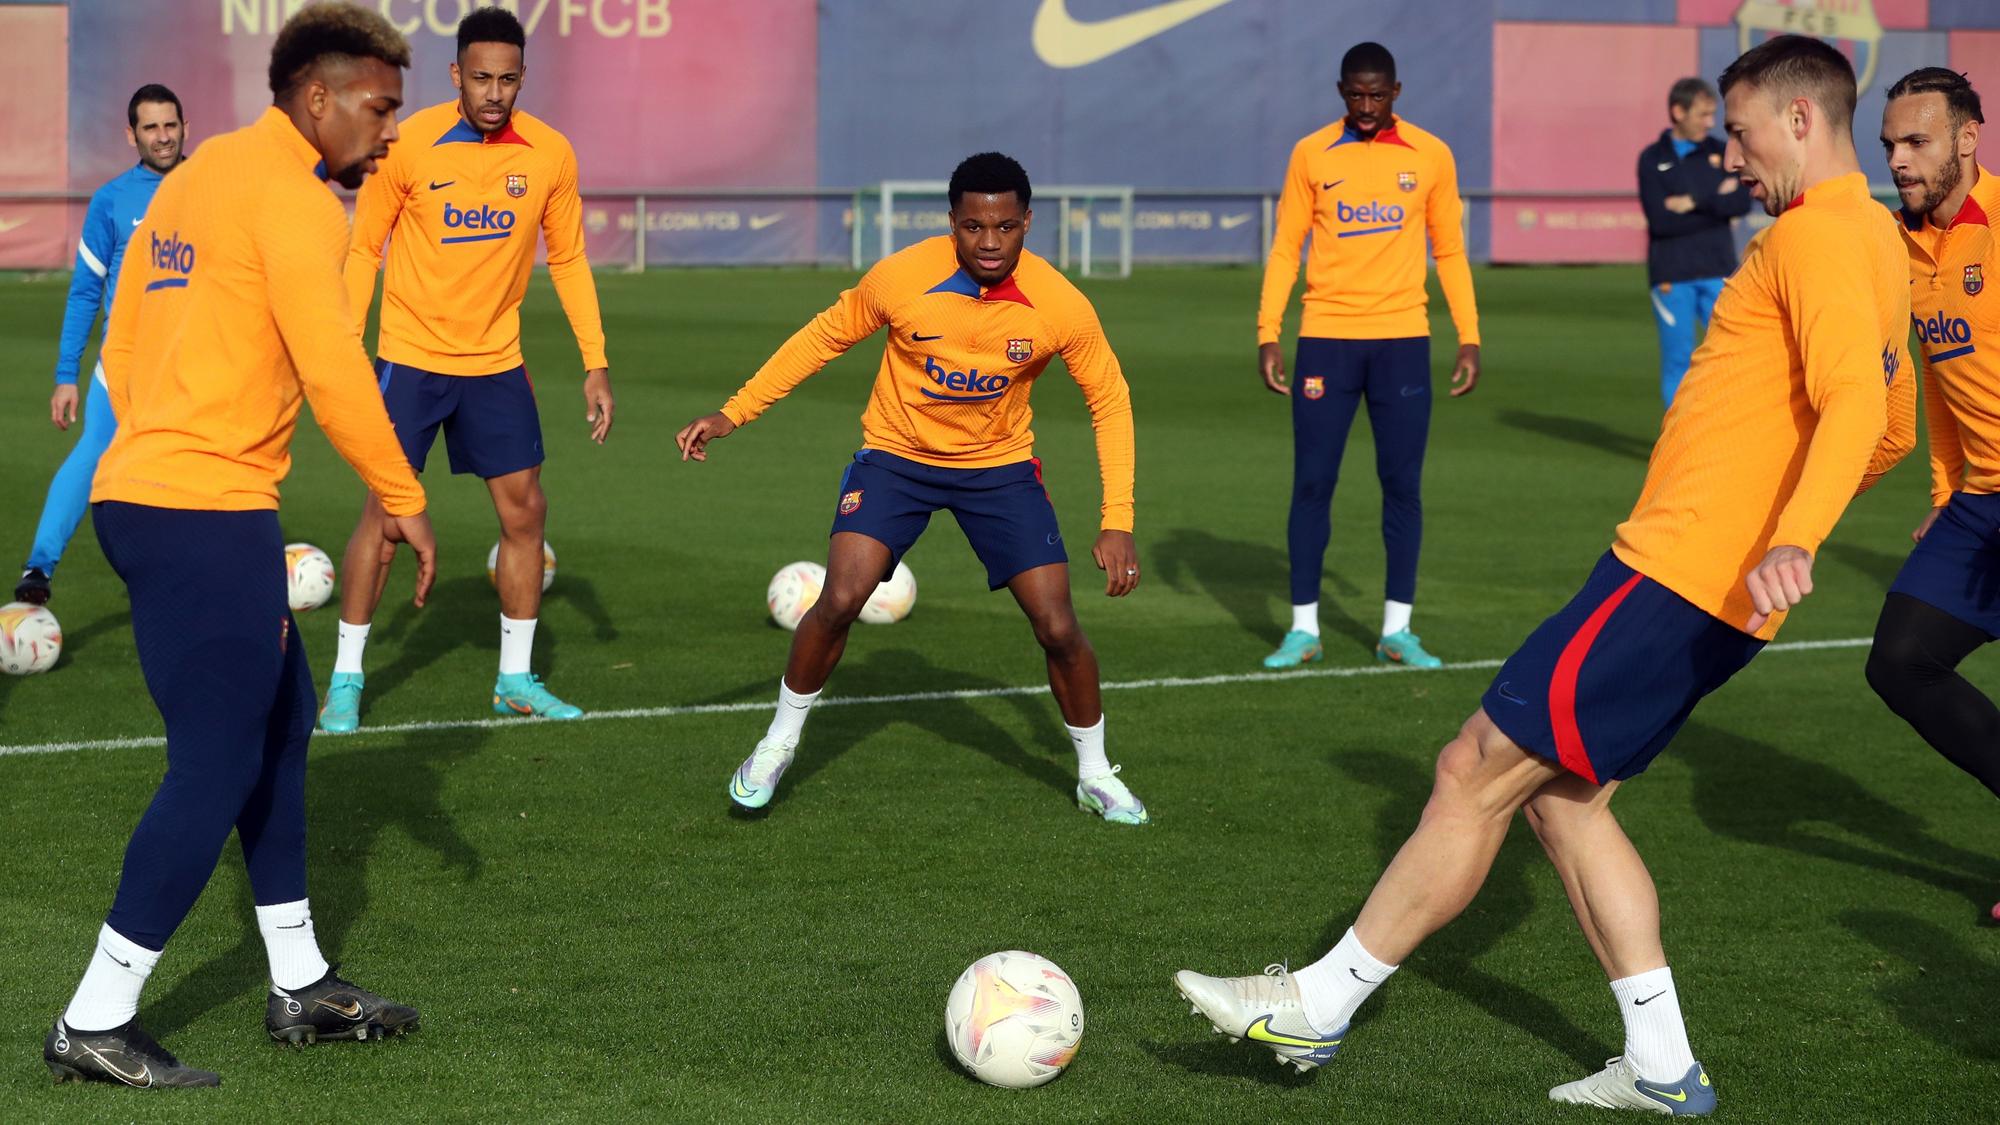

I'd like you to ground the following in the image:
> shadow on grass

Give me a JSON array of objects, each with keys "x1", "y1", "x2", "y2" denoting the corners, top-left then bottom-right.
[
  {"x1": 1151, "y1": 527, "x2": 1371, "y2": 656},
  {"x1": 737, "y1": 647, "x2": 1070, "y2": 815},
  {"x1": 1497, "y1": 409, "x2": 1655, "y2": 464},
  {"x1": 1818, "y1": 539, "x2": 1908, "y2": 590},
  {"x1": 1839, "y1": 908, "x2": 2000, "y2": 1063},
  {"x1": 1139, "y1": 1033, "x2": 1318, "y2": 1087},
  {"x1": 1322, "y1": 747, "x2": 1605, "y2": 1071},
  {"x1": 147, "y1": 728, "x2": 485, "y2": 1038},
  {"x1": 1677, "y1": 722, "x2": 1998, "y2": 905}
]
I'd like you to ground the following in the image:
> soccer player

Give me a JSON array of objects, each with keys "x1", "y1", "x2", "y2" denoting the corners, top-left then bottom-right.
[
  {"x1": 1867, "y1": 69, "x2": 2000, "y2": 809},
  {"x1": 1177, "y1": 36, "x2": 1914, "y2": 1114},
  {"x1": 1258, "y1": 41, "x2": 1481, "y2": 674},
  {"x1": 323, "y1": 4, "x2": 612, "y2": 731},
  {"x1": 13, "y1": 85, "x2": 186, "y2": 607},
  {"x1": 674, "y1": 152, "x2": 1149, "y2": 825},
  {"x1": 43, "y1": 3, "x2": 437, "y2": 1087},
  {"x1": 1640, "y1": 77, "x2": 1753, "y2": 407}
]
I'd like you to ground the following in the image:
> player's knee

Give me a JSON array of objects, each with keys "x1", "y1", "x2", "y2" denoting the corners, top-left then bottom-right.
[
  {"x1": 1030, "y1": 610, "x2": 1086, "y2": 656},
  {"x1": 1291, "y1": 474, "x2": 1337, "y2": 507},
  {"x1": 811, "y1": 583, "x2": 870, "y2": 628},
  {"x1": 498, "y1": 488, "x2": 547, "y2": 539},
  {"x1": 1864, "y1": 636, "x2": 1927, "y2": 709}
]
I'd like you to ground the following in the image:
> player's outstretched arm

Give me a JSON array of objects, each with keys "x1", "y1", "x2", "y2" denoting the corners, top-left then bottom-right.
[
  {"x1": 675, "y1": 412, "x2": 737, "y2": 462},
  {"x1": 1092, "y1": 530, "x2": 1139, "y2": 597}
]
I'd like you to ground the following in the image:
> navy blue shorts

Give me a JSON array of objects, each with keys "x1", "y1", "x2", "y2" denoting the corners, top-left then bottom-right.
[
  {"x1": 1888, "y1": 492, "x2": 2000, "y2": 638},
  {"x1": 830, "y1": 449, "x2": 1066, "y2": 589},
  {"x1": 1482, "y1": 551, "x2": 1765, "y2": 784},
  {"x1": 376, "y1": 359, "x2": 543, "y2": 478}
]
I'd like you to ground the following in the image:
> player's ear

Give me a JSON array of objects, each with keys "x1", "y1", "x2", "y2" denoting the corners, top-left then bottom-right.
[
  {"x1": 1790, "y1": 96, "x2": 1812, "y2": 140},
  {"x1": 125, "y1": 126, "x2": 137, "y2": 151},
  {"x1": 449, "y1": 60, "x2": 463, "y2": 92},
  {"x1": 1961, "y1": 119, "x2": 1981, "y2": 158}
]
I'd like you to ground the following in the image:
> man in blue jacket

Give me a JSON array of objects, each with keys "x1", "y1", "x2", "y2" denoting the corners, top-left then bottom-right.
[
  {"x1": 14, "y1": 85, "x2": 185, "y2": 606},
  {"x1": 1637, "y1": 77, "x2": 1751, "y2": 407}
]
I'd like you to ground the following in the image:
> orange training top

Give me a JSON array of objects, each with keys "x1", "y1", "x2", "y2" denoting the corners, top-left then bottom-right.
[
  {"x1": 719, "y1": 236, "x2": 1136, "y2": 531},
  {"x1": 347, "y1": 101, "x2": 606, "y2": 376},
  {"x1": 1613, "y1": 173, "x2": 1915, "y2": 638},
  {"x1": 92, "y1": 107, "x2": 425, "y2": 517},
  {"x1": 1258, "y1": 116, "x2": 1479, "y2": 347},
  {"x1": 1902, "y1": 165, "x2": 2000, "y2": 506}
]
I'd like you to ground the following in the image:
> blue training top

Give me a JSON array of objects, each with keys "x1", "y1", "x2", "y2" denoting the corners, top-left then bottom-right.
[{"x1": 55, "y1": 161, "x2": 167, "y2": 386}]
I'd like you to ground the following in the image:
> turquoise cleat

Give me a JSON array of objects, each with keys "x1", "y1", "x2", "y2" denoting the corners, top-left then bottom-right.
[
  {"x1": 1262, "y1": 629, "x2": 1324, "y2": 669},
  {"x1": 318, "y1": 672, "x2": 364, "y2": 733},
  {"x1": 492, "y1": 673, "x2": 583, "y2": 720},
  {"x1": 729, "y1": 740, "x2": 796, "y2": 810},
  {"x1": 1376, "y1": 629, "x2": 1443, "y2": 669},
  {"x1": 1076, "y1": 764, "x2": 1150, "y2": 825}
]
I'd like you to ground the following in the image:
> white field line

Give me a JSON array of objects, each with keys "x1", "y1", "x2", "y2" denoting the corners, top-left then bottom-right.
[{"x1": 0, "y1": 636, "x2": 1873, "y2": 760}]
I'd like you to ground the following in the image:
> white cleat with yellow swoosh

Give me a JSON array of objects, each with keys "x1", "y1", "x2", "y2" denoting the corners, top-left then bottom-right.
[
  {"x1": 1550, "y1": 1057, "x2": 1716, "y2": 1115},
  {"x1": 1172, "y1": 964, "x2": 1345, "y2": 1071}
]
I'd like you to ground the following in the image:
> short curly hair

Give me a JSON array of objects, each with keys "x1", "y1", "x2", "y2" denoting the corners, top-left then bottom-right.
[{"x1": 268, "y1": 1, "x2": 411, "y2": 99}]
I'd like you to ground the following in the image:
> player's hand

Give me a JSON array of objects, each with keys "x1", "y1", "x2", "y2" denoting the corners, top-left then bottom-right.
[
  {"x1": 583, "y1": 367, "x2": 614, "y2": 444},
  {"x1": 382, "y1": 510, "x2": 438, "y2": 608},
  {"x1": 1259, "y1": 342, "x2": 1289, "y2": 396},
  {"x1": 1744, "y1": 544, "x2": 1813, "y2": 633},
  {"x1": 1913, "y1": 505, "x2": 1946, "y2": 543},
  {"x1": 1665, "y1": 194, "x2": 1696, "y2": 214},
  {"x1": 1092, "y1": 530, "x2": 1140, "y2": 597},
  {"x1": 1449, "y1": 344, "x2": 1481, "y2": 397},
  {"x1": 49, "y1": 384, "x2": 79, "y2": 430},
  {"x1": 675, "y1": 412, "x2": 737, "y2": 462},
  {"x1": 1718, "y1": 176, "x2": 1740, "y2": 195}
]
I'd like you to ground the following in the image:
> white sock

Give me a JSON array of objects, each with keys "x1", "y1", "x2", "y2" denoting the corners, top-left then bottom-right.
[
  {"x1": 1292, "y1": 927, "x2": 1399, "y2": 1034},
  {"x1": 1382, "y1": 599, "x2": 1413, "y2": 637},
  {"x1": 1291, "y1": 602, "x2": 1320, "y2": 637},
  {"x1": 763, "y1": 680, "x2": 820, "y2": 748},
  {"x1": 334, "y1": 619, "x2": 371, "y2": 675},
  {"x1": 1611, "y1": 966, "x2": 1696, "y2": 1082},
  {"x1": 499, "y1": 615, "x2": 536, "y2": 677},
  {"x1": 1067, "y1": 716, "x2": 1111, "y2": 779},
  {"x1": 63, "y1": 924, "x2": 160, "y2": 1031},
  {"x1": 255, "y1": 899, "x2": 331, "y2": 991}
]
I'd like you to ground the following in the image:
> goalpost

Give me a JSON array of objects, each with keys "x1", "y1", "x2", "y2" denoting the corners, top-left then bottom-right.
[{"x1": 853, "y1": 181, "x2": 1134, "y2": 278}]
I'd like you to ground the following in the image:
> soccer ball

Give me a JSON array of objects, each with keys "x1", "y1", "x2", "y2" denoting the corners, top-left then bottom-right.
[
  {"x1": 859, "y1": 561, "x2": 917, "y2": 625},
  {"x1": 944, "y1": 950, "x2": 1084, "y2": 1089},
  {"x1": 284, "y1": 543, "x2": 337, "y2": 612},
  {"x1": 487, "y1": 540, "x2": 557, "y2": 593},
  {"x1": 0, "y1": 602, "x2": 62, "y2": 675},
  {"x1": 767, "y1": 561, "x2": 825, "y2": 631}
]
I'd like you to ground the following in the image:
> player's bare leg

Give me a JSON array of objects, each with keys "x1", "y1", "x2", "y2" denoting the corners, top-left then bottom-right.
[
  {"x1": 730, "y1": 532, "x2": 887, "y2": 810},
  {"x1": 320, "y1": 492, "x2": 400, "y2": 732},
  {"x1": 1008, "y1": 562, "x2": 1147, "y2": 824},
  {"x1": 485, "y1": 466, "x2": 576, "y2": 718}
]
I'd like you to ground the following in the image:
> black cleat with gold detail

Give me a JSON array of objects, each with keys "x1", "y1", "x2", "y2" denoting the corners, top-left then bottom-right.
[{"x1": 266, "y1": 968, "x2": 419, "y2": 1045}]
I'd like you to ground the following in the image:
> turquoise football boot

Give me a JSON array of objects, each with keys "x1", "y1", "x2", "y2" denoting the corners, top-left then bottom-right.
[
  {"x1": 492, "y1": 673, "x2": 583, "y2": 720},
  {"x1": 1262, "y1": 629, "x2": 1324, "y2": 669},
  {"x1": 729, "y1": 739, "x2": 796, "y2": 810},
  {"x1": 318, "y1": 672, "x2": 364, "y2": 733},
  {"x1": 1076, "y1": 764, "x2": 1149, "y2": 825},
  {"x1": 1376, "y1": 629, "x2": 1443, "y2": 669},
  {"x1": 1550, "y1": 1058, "x2": 1716, "y2": 1115}
]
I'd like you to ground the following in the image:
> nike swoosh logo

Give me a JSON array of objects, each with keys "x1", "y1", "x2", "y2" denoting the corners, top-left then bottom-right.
[
  {"x1": 1495, "y1": 682, "x2": 1526, "y2": 706},
  {"x1": 1348, "y1": 967, "x2": 1383, "y2": 984},
  {"x1": 317, "y1": 997, "x2": 365, "y2": 1019},
  {"x1": 1032, "y1": 0, "x2": 1239, "y2": 69},
  {"x1": 748, "y1": 212, "x2": 784, "y2": 230},
  {"x1": 278, "y1": 920, "x2": 307, "y2": 930},
  {"x1": 1640, "y1": 1084, "x2": 1690, "y2": 1103},
  {"x1": 1400, "y1": 384, "x2": 1425, "y2": 397},
  {"x1": 1244, "y1": 1015, "x2": 1339, "y2": 1050},
  {"x1": 131, "y1": 218, "x2": 144, "y2": 227},
  {"x1": 1633, "y1": 990, "x2": 1667, "y2": 1006},
  {"x1": 106, "y1": 951, "x2": 132, "y2": 968},
  {"x1": 428, "y1": 180, "x2": 455, "y2": 190},
  {"x1": 912, "y1": 332, "x2": 943, "y2": 342},
  {"x1": 731, "y1": 771, "x2": 757, "y2": 798},
  {"x1": 1220, "y1": 213, "x2": 1252, "y2": 230},
  {"x1": 83, "y1": 1045, "x2": 151, "y2": 1087},
  {"x1": 0, "y1": 217, "x2": 29, "y2": 234},
  {"x1": 1657, "y1": 162, "x2": 1673, "y2": 171},
  {"x1": 1323, "y1": 180, "x2": 1344, "y2": 190}
]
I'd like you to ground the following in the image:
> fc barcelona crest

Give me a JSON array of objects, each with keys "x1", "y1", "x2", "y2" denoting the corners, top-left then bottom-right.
[
  {"x1": 839, "y1": 489, "x2": 864, "y2": 516},
  {"x1": 1967, "y1": 264, "x2": 1984, "y2": 296},
  {"x1": 506, "y1": 174, "x2": 528, "y2": 198},
  {"x1": 1007, "y1": 338, "x2": 1033, "y2": 363},
  {"x1": 1397, "y1": 171, "x2": 1418, "y2": 193},
  {"x1": 1302, "y1": 375, "x2": 1326, "y2": 400}
]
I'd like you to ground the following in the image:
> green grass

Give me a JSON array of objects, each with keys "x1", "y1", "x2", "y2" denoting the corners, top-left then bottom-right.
[{"x1": 0, "y1": 264, "x2": 1995, "y2": 1122}]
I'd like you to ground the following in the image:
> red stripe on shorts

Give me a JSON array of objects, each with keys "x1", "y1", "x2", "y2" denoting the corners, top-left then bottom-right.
[{"x1": 1548, "y1": 572, "x2": 1643, "y2": 785}]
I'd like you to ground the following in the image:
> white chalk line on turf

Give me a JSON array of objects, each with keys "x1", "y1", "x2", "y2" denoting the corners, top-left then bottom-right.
[{"x1": 0, "y1": 635, "x2": 1874, "y2": 760}]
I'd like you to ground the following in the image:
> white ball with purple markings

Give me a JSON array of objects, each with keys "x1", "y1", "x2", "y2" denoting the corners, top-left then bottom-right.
[
  {"x1": 944, "y1": 950, "x2": 1084, "y2": 1089},
  {"x1": 767, "y1": 561, "x2": 825, "y2": 631},
  {"x1": 0, "y1": 602, "x2": 62, "y2": 675},
  {"x1": 859, "y1": 561, "x2": 917, "y2": 625},
  {"x1": 283, "y1": 543, "x2": 336, "y2": 612}
]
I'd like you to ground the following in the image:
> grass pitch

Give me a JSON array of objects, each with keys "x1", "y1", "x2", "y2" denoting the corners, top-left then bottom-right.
[{"x1": 0, "y1": 264, "x2": 1995, "y2": 1123}]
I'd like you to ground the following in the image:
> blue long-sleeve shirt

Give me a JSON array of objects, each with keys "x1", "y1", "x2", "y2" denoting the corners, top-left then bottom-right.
[{"x1": 55, "y1": 161, "x2": 166, "y2": 385}]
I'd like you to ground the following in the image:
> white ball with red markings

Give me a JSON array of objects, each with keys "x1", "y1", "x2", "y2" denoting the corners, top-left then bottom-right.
[
  {"x1": 487, "y1": 540, "x2": 557, "y2": 594},
  {"x1": 767, "y1": 561, "x2": 825, "y2": 631},
  {"x1": 944, "y1": 950, "x2": 1084, "y2": 1089},
  {"x1": 858, "y1": 561, "x2": 917, "y2": 625},
  {"x1": 0, "y1": 602, "x2": 62, "y2": 675},
  {"x1": 283, "y1": 543, "x2": 337, "y2": 612}
]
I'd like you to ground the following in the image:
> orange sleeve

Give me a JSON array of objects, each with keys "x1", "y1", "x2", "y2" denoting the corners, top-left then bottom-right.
[
  {"x1": 1055, "y1": 294, "x2": 1136, "y2": 532},
  {"x1": 543, "y1": 139, "x2": 609, "y2": 371},
  {"x1": 1257, "y1": 140, "x2": 1313, "y2": 346},
  {"x1": 1767, "y1": 216, "x2": 1891, "y2": 555},
  {"x1": 719, "y1": 267, "x2": 888, "y2": 426},
  {"x1": 1921, "y1": 352, "x2": 1966, "y2": 506},
  {"x1": 1425, "y1": 143, "x2": 1480, "y2": 348},
  {"x1": 264, "y1": 185, "x2": 426, "y2": 517},
  {"x1": 343, "y1": 142, "x2": 406, "y2": 340},
  {"x1": 1857, "y1": 338, "x2": 1916, "y2": 496}
]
